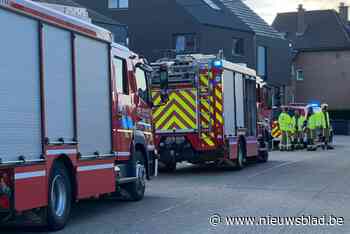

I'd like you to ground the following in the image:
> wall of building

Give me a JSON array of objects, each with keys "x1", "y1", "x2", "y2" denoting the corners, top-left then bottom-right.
[
  {"x1": 199, "y1": 25, "x2": 254, "y2": 68},
  {"x1": 294, "y1": 50, "x2": 350, "y2": 110},
  {"x1": 256, "y1": 35, "x2": 291, "y2": 86},
  {"x1": 75, "y1": 0, "x2": 201, "y2": 61},
  {"x1": 74, "y1": 0, "x2": 291, "y2": 91}
]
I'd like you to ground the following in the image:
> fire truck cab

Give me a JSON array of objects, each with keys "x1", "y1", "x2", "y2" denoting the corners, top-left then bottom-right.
[
  {"x1": 151, "y1": 54, "x2": 269, "y2": 171},
  {"x1": 0, "y1": 0, "x2": 156, "y2": 230}
]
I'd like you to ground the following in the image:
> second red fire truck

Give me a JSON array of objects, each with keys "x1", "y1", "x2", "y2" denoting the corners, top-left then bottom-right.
[{"x1": 151, "y1": 54, "x2": 269, "y2": 171}]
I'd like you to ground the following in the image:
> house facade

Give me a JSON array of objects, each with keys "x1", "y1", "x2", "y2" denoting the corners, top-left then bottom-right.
[
  {"x1": 73, "y1": 0, "x2": 292, "y2": 105},
  {"x1": 273, "y1": 3, "x2": 350, "y2": 118}
]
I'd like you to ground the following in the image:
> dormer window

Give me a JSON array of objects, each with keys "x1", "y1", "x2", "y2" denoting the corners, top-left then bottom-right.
[{"x1": 108, "y1": 0, "x2": 128, "y2": 9}]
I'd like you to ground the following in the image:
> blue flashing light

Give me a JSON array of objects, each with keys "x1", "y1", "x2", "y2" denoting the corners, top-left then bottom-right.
[
  {"x1": 213, "y1": 60, "x2": 223, "y2": 68},
  {"x1": 308, "y1": 102, "x2": 320, "y2": 108}
]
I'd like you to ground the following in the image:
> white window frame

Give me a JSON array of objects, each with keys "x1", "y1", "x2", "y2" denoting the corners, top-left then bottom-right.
[
  {"x1": 257, "y1": 46, "x2": 267, "y2": 78},
  {"x1": 108, "y1": 0, "x2": 128, "y2": 9},
  {"x1": 174, "y1": 34, "x2": 197, "y2": 53},
  {"x1": 296, "y1": 69, "x2": 304, "y2": 81}
]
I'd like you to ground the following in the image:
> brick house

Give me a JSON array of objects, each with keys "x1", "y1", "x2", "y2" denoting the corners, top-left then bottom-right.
[{"x1": 273, "y1": 3, "x2": 350, "y2": 121}]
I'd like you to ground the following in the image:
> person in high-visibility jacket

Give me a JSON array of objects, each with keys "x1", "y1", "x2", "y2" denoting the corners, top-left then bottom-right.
[
  {"x1": 306, "y1": 107, "x2": 318, "y2": 151},
  {"x1": 320, "y1": 103, "x2": 334, "y2": 150},
  {"x1": 292, "y1": 110, "x2": 306, "y2": 149},
  {"x1": 278, "y1": 107, "x2": 293, "y2": 151}
]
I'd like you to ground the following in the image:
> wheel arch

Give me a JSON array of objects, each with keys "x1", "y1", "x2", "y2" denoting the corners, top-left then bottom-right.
[{"x1": 51, "y1": 155, "x2": 76, "y2": 201}]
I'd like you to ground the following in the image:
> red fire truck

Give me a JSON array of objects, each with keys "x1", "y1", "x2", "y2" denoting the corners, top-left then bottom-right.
[
  {"x1": 0, "y1": 0, "x2": 158, "y2": 230},
  {"x1": 151, "y1": 54, "x2": 269, "y2": 172}
]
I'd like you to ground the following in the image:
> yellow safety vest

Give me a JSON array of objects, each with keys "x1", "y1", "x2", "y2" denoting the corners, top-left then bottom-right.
[
  {"x1": 315, "y1": 112, "x2": 323, "y2": 128},
  {"x1": 307, "y1": 114, "x2": 318, "y2": 130},
  {"x1": 293, "y1": 115, "x2": 306, "y2": 132},
  {"x1": 278, "y1": 112, "x2": 292, "y2": 132}
]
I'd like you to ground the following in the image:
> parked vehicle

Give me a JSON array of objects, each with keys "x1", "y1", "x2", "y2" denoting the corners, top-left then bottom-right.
[
  {"x1": 150, "y1": 54, "x2": 269, "y2": 172},
  {"x1": 0, "y1": 0, "x2": 157, "y2": 230}
]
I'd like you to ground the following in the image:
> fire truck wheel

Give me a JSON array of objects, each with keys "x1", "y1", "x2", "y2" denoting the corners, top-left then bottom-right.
[
  {"x1": 236, "y1": 142, "x2": 246, "y2": 170},
  {"x1": 47, "y1": 162, "x2": 72, "y2": 231},
  {"x1": 258, "y1": 150, "x2": 269, "y2": 163},
  {"x1": 165, "y1": 161, "x2": 177, "y2": 172},
  {"x1": 125, "y1": 150, "x2": 146, "y2": 201}
]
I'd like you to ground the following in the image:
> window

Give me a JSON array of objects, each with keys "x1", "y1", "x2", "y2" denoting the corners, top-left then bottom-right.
[
  {"x1": 296, "y1": 69, "x2": 304, "y2": 81},
  {"x1": 174, "y1": 34, "x2": 197, "y2": 53},
  {"x1": 108, "y1": 0, "x2": 128, "y2": 9},
  {"x1": 257, "y1": 46, "x2": 267, "y2": 78},
  {"x1": 113, "y1": 57, "x2": 128, "y2": 94},
  {"x1": 202, "y1": 0, "x2": 221, "y2": 10},
  {"x1": 232, "y1": 38, "x2": 244, "y2": 56},
  {"x1": 135, "y1": 67, "x2": 148, "y2": 101}
]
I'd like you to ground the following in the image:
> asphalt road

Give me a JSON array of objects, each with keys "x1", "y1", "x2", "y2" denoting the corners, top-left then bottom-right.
[{"x1": 3, "y1": 136, "x2": 350, "y2": 234}]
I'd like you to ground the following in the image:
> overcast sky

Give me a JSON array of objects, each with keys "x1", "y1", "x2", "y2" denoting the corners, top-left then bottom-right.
[{"x1": 244, "y1": 0, "x2": 350, "y2": 24}]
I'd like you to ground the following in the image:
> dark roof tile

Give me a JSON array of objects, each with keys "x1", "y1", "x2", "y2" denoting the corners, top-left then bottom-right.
[
  {"x1": 176, "y1": 0, "x2": 283, "y2": 38},
  {"x1": 273, "y1": 10, "x2": 350, "y2": 51},
  {"x1": 176, "y1": 0, "x2": 251, "y2": 32},
  {"x1": 218, "y1": 0, "x2": 283, "y2": 38}
]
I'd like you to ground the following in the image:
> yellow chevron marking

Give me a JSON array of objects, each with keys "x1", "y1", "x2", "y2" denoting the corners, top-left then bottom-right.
[
  {"x1": 216, "y1": 101, "x2": 223, "y2": 112},
  {"x1": 216, "y1": 112, "x2": 223, "y2": 124},
  {"x1": 156, "y1": 104, "x2": 196, "y2": 127},
  {"x1": 201, "y1": 133, "x2": 215, "y2": 146},
  {"x1": 171, "y1": 93, "x2": 196, "y2": 116},
  {"x1": 153, "y1": 96, "x2": 161, "y2": 106},
  {"x1": 153, "y1": 91, "x2": 196, "y2": 119},
  {"x1": 271, "y1": 128, "x2": 281, "y2": 137},
  {"x1": 153, "y1": 101, "x2": 167, "y2": 118},
  {"x1": 200, "y1": 75, "x2": 209, "y2": 86},
  {"x1": 201, "y1": 111, "x2": 210, "y2": 122},
  {"x1": 215, "y1": 88, "x2": 222, "y2": 100},
  {"x1": 162, "y1": 116, "x2": 187, "y2": 130},
  {"x1": 156, "y1": 105, "x2": 196, "y2": 129},
  {"x1": 180, "y1": 90, "x2": 196, "y2": 104},
  {"x1": 200, "y1": 99, "x2": 210, "y2": 111}
]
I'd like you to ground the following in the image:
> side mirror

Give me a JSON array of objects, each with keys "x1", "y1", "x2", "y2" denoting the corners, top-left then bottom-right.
[{"x1": 159, "y1": 65, "x2": 169, "y2": 103}]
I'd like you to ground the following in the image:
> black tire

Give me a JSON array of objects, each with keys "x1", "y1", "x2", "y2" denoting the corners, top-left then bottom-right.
[
  {"x1": 47, "y1": 162, "x2": 72, "y2": 231},
  {"x1": 235, "y1": 142, "x2": 246, "y2": 170},
  {"x1": 258, "y1": 150, "x2": 269, "y2": 163},
  {"x1": 124, "y1": 151, "x2": 146, "y2": 201},
  {"x1": 164, "y1": 161, "x2": 177, "y2": 172}
]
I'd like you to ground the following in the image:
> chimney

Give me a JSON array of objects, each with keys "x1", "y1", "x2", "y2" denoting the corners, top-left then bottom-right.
[
  {"x1": 297, "y1": 4, "x2": 306, "y2": 36},
  {"x1": 339, "y1": 2, "x2": 349, "y2": 22}
]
